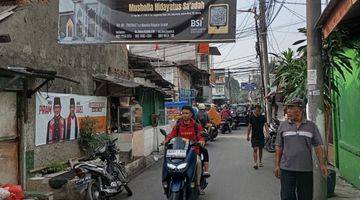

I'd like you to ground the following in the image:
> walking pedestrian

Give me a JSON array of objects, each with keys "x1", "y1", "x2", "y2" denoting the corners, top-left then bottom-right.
[
  {"x1": 247, "y1": 104, "x2": 269, "y2": 169},
  {"x1": 274, "y1": 98, "x2": 328, "y2": 200}
]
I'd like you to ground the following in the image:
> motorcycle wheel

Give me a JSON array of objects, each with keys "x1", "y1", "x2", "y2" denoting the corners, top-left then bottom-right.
[
  {"x1": 86, "y1": 180, "x2": 108, "y2": 200},
  {"x1": 265, "y1": 140, "x2": 275, "y2": 153},
  {"x1": 169, "y1": 192, "x2": 180, "y2": 200},
  {"x1": 124, "y1": 185, "x2": 133, "y2": 196}
]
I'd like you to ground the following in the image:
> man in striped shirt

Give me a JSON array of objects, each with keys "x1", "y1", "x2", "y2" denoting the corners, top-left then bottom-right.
[{"x1": 274, "y1": 98, "x2": 328, "y2": 200}]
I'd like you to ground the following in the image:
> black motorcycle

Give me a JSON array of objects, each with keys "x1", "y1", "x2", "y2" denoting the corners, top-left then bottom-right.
[
  {"x1": 201, "y1": 128, "x2": 211, "y2": 144},
  {"x1": 160, "y1": 129, "x2": 208, "y2": 200},
  {"x1": 207, "y1": 123, "x2": 218, "y2": 141},
  {"x1": 265, "y1": 119, "x2": 280, "y2": 153},
  {"x1": 220, "y1": 119, "x2": 233, "y2": 134},
  {"x1": 73, "y1": 139, "x2": 132, "y2": 199}
]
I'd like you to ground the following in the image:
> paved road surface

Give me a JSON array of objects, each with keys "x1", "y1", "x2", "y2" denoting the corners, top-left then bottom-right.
[{"x1": 116, "y1": 127, "x2": 280, "y2": 200}]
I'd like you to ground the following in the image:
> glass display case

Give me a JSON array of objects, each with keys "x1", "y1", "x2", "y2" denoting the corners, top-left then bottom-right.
[{"x1": 117, "y1": 105, "x2": 143, "y2": 133}]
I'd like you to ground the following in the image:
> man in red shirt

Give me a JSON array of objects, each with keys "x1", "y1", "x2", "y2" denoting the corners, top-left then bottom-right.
[
  {"x1": 220, "y1": 105, "x2": 233, "y2": 133},
  {"x1": 163, "y1": 106, "x2": 206, "y2": 194},
  {"x1": 220, "y1": 105, "x2": 232, "y2": 120}
]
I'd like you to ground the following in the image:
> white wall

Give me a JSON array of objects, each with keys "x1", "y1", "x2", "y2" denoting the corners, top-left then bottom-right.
[
  {"x1": 124, "y1": 124, "x2": 172, "y2": 157},
  {"x1": 143, "y1": 127, "x2": 154, "y2": 156}
]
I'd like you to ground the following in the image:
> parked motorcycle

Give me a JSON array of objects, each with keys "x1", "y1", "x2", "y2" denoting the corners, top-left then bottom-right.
[
  {"x1": 73, "y1": 138, "x2": 132, "y2": 199},
  {"x1": 265, "y1": 119, "x2": 280, "y2": 153},
  {"x1": 160, "y1": 129, "x2": 208, "y2": 200}
]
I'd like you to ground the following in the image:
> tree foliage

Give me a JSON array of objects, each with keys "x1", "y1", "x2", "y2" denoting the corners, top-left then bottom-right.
[
  {"x1": 272, "y1": 48, "x2": 307, "y2": 102},
  {"x1": 272, "y1": 28, "x2": 359, "y2": 107}
]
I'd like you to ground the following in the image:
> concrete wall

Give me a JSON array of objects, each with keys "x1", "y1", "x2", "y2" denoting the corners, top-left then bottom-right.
[
  {"x1": 178, "y1": 69, "x2": 191, "y2": 89},
  {"x1": 0, "y1": 0, "x2": 128, "y2": 170},
  {"x1": 131, "y1": 124, "x2": 171, "y2": 157},
  {"x1": 143, "y1": 126, "x2": 154, "y2": 156},
  {"x1": 132, "y1": 129, "x2": 144, "y2": 157}
]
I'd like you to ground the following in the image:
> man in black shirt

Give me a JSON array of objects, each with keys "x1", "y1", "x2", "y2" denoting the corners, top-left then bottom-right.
[{"x1": 247, "y1": 105, "x2": 269, "y2": 169}]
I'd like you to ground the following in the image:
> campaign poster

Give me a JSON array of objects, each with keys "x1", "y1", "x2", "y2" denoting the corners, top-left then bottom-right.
[{"x1": 35, "y1": 92, "x2": 107, "y2": 146}]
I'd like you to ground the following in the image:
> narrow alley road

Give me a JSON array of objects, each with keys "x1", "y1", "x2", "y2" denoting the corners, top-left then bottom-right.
[{"x1": 117, "y1": 127, "x2": 280, "y2": 200}]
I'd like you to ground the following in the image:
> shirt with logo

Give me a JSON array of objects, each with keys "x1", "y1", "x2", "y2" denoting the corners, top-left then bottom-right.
[
  {"x1": 166, "y1": 118, "x2": 204, "y2": 154},
  {"x1": 275, "y1": 119, "x2": 323, "y2": 172}
]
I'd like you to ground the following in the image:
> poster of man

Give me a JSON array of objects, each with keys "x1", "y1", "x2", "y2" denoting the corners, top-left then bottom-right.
[
  {"x1": 46, "y1": 97, "x2": 66, "y2": 144},
  {"x1": 66, "y1": 98, "x2": 79, "y2": 140},
  {"x1": 36, "y1": 92, "x2": 107, "y2": 146}
]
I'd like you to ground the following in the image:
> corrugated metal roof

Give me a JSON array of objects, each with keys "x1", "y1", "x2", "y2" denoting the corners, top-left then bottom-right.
[
  {"x1": 0, "y1": 0, "x2": 18, "y2": 6},
  {"x1": 0, "y1": 5, "x2": 17, "y2": 22}
]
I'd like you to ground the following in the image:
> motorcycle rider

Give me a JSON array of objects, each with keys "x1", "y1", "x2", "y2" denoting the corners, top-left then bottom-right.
[
  {"x1": 196, "y1": 103, "x2": 211, "y2": 177},
  {"x1": 162, "y1": 106, "x2": 207, "y2": 194},
  {"x1": 220, "y1": 104, "x2": 233, "y2": 133},
  {"x1": 196, "y1": 103, "x2": 211, "y2": 128}
]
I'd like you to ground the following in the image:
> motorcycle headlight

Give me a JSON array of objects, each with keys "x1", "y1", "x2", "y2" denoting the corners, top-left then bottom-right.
[
  {"x1": 167, "y1": 163, "x2": 176, "y2": 170},
  {"x1": 177, "y1": 163, "x2": 188, "y2": 170}
]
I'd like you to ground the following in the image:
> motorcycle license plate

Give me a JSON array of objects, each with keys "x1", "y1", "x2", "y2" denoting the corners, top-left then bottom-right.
[
  {"x1": 75, "y1": 174, "x2": 92, "y2": 190},
  {"x1": 166, "y1": 149, "x2": 187, "y2": 158}
]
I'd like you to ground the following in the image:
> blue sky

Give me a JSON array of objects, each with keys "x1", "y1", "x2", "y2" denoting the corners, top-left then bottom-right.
[{"x1": 214, "y1": 0, "x2": 328, "y2": 83}]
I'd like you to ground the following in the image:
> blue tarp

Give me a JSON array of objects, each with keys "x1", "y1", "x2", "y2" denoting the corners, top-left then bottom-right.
[{"x1": 165, "y1": 101, "x2": 189, "y2": 108}]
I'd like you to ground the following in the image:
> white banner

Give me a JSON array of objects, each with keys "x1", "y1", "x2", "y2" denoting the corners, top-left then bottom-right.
[{"x1": 35, "y1": 92, "x2": 107, "y2": 146}]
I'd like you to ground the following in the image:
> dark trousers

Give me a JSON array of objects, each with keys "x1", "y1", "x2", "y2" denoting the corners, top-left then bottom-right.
[
  {"x1": 201, "y1": 147, "x2": 209, "y2": 162},
  {"x1": 280, "y1": 169, "x2": 313, "y2": 200}
]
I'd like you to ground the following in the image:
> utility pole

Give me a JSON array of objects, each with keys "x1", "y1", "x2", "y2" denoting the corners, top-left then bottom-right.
[
  {"x1": 306, "y1": 0, "x2": 327, "y2": 199},
  {"x1": 258, "y1": 0, "x2": 271, "y2": 122},
  {"x1": 253, "y1": 7, "x2": 266, "y2": 104}
]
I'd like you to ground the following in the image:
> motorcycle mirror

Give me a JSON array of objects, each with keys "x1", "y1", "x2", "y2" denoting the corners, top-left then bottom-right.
[{"x1": 160, "y1": 129, "x2": 167, "y2": 137}]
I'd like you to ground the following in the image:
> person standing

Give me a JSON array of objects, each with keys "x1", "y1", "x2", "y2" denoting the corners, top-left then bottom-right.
[
  {"x1": 274, "y1": 98, "x2": 328, "y2": 200},
  {"x1": 66, "y1": 98, "x2": 79, "y2": 140},
  {"x1": 46, "y1": 97, "x2": 66, "y2": 144},
  {"x1": 247, "y1": 105, "x2": 268, "y2": 169}
]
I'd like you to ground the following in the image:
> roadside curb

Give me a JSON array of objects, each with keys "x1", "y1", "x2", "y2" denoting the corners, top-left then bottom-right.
[
  {"x1": 26, "y1": 151, "x2": 164, "y2": 200},
  {"x1": 126, "y1": 150, "x2": 164, "y2": 179}
]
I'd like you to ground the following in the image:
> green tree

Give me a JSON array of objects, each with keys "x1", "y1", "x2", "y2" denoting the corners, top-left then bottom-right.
[
  {"x1": 272, "y1": 48, "x2": 307, "y2": 102},
  {"x1": 272, "y1": 28, "x2": 359, "y2": 106}
]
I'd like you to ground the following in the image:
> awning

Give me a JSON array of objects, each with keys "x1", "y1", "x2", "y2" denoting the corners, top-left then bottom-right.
[
  {"x1": 93, "y1": 73, "x2": 139, "y2": 88},
  {"x1": 0, "y1": 66, "x2": 80, "y2": 97},
  {"x1": 128, "y1": 54, "x2": 175, "y2": 89},
  {"x1": 317, "y1": 0, "x2": 360, "y2": 38},
  {"x1": 0, "y1": 5, "x2": 16, "y2": 22},
  {"x1": 0, "y1": 5, "x2": 17, "y2": 43}
]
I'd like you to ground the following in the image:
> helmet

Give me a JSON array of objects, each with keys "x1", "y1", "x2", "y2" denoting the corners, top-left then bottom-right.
[{"x1": 198, "y1": 103, "x2": 206, "y2": 110}]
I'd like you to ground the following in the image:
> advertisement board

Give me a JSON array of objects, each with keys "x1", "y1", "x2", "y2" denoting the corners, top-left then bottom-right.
[
  {"x1": 58, "y1": 0, "x2": 236, "y2": 44},
  {"x1": 35, "y1": 92, "x2": 107, "y2": 146}
]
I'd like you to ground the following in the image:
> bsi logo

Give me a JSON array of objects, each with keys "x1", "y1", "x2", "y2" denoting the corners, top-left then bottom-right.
[{"x1": 191, "y1": 19, "x2": 203, "y2": 27}]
